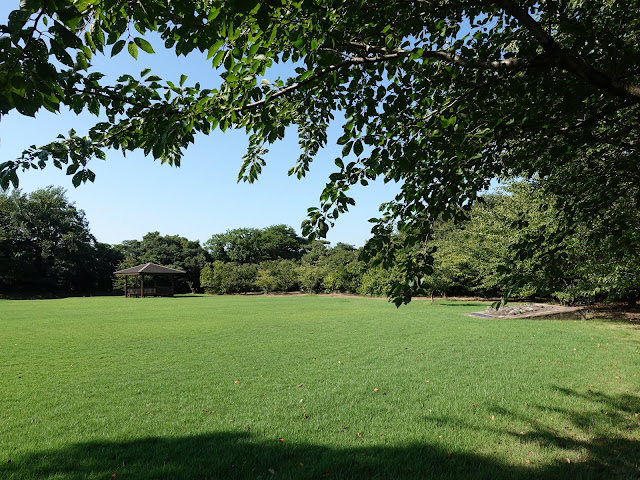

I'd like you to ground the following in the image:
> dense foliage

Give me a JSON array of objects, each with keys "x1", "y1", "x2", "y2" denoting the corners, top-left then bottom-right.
[
  {"x1": 0, "y1": 187, "x2": 121, "y2": 294},
  {"x1": 199, "y1": 241, "x2": 366, "y2": 295},
  {"x1": 2, "y1": 1, "x2": 639, "y2": 304},
  {"x1": 200, "y1": 261, "x2": 259, "y2": 295},
  {"x1": 417, "y1": 183, "x2": 640, "y2": 306},
  {"x1": 486, "y1": 184, "x2": 640, "y2": 306},
  {"x1": 1, "y1": 185, "x2": 637, "y2": 303},
  {"x1": 204, "y1": 225, "x2": 306, "y2": 264}
]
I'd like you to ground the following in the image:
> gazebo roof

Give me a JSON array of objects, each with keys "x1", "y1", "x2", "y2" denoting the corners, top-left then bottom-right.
[{"x1": 114, "y1": 262, "x2": 186, "y2": 275}]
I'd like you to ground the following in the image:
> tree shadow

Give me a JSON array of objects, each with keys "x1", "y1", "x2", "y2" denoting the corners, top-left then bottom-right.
[
  {"x1": 428, "y1": 388, "x2": 639, "y2": 479},
  {"x1": 0, "y1": 433, "x2": 570, "y2": 480},
  {"x1": 435, "y1": 302, "x2": 489, "y2": 307},
  {"x1": 579, "y1": 308, "x2": 640, "y2": 325},
  {"x1": 551, "y1": 386, "x2": 639, "y2": 416},
  {"x1": 3, "y1": 387, "x2": 639, "y2": 480},
  {"x1": 0, "y1": 291, "x2": 120, "y2": 300},
  {"x1": 2, "y1": 389, "x2": 637, "y2": 479}
]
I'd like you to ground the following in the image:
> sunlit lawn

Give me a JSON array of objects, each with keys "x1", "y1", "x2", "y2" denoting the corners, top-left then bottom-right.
[{"x1": 1, "y1": 295, "x2": 638, "y2": 479}]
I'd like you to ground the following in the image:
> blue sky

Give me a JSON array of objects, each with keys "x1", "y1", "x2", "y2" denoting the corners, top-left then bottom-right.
[{"x1": 0, "y1": 4, "x2": 401, "y2": 247}]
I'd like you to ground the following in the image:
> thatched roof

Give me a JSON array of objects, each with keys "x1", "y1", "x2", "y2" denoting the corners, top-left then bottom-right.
[{"x1": 114, "y1": 262, "x2": 186, "y2": 275}]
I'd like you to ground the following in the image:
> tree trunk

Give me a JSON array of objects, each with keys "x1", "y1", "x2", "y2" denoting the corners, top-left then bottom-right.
[{"x1": 627, "y1": 291, "x2": 637, "y2": 308}]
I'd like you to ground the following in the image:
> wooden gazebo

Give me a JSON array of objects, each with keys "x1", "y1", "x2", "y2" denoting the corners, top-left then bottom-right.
[{"x1": 114, "y1": 263, "x2": 186, "y2": 297}]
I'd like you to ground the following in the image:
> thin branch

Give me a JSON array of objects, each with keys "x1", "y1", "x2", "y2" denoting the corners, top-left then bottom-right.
[
  {"x1": 235, "y1": 44, "x2": 557, "y2": 115},
  {"x1": 237, "y1": 51, "x2": 411, "y2": 111},
  {"x1": 495, "y1": 0, "x2": 640, "y2": 101},
  {"x1": 339, "y1": 42, "x2": 558, "y2": 70}
]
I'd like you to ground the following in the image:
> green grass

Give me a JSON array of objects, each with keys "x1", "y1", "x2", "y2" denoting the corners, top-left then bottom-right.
[{"x1": 1, "y1": 295, "x2": 639, "y2": 479}]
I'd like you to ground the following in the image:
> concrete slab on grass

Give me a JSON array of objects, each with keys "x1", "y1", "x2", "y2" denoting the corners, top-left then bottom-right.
[{"x1": 467, "y1": 303, "x2": 584, "y2": 320}]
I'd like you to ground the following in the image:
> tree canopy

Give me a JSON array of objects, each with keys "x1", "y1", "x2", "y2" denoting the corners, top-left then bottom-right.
[
  {"x1": 0, "y1": 187, "x2": 121, "y2": 293},
  {"x1": 2, "y1": 0, "x2": 639, "y2": 303},
  {"x1": 204, "y1": 224, "x2": 307, "y2": 264}
]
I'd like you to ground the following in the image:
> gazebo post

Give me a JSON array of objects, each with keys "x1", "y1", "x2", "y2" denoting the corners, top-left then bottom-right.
[
  {"x1": 171, "y1": 276, "x2": 175, "y2": 296},
  {"x1": 141, "y1": 274, "x2": 144, "y2": 298},
  {"x1": 154, "y1": 275, "x2": 158, "y2": 296},
  {"x1": 124, "y1": 276, "x2": 128, "y2": 297}
]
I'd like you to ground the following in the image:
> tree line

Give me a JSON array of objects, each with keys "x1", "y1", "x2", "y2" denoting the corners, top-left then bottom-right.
[
  {"x1": 3, "y1": 1, "x2": 639, "y2": 306},
  {"x1": 0, "y1": 187, "x2": 120, "y2": 294},
  {"x1": 2, "y1": 185, "x2": 637, "y2": 306}
]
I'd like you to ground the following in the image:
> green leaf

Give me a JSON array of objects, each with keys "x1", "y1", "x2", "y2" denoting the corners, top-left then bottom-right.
[
  {"x1": 353, "y1": 139, "x2": 363, "y2": 156},
  {"x1": 72, "y1": 171, "x2": 83, "y2": 187},
  {"x1": 134, "y1": 37, "x2": 155, "y2": 54},
  {"x1": 299, "y1": 70, "x2": 314, "y2": 81},
  {"x1": 111, "y1": 39, "x2": 125, "y2": 57},
  {"x1": 207, "y1": 39, "x2": 225, "y2": 59},
  {"x1": 52, "y1": 23, "x2": 83, "y2": 48},
  {"x1": 211, "y1": 50, "x2": 225, "y2": 68},
  {"x1": 93, "y1": 28, "x2": 105, "y2": 52},
  {"x1": 336, "y1": 134, "x2": 350, "y2": 145},
  {"x1": 9, "y1": 170, "x2": 19, "y2": 189},
  {"x1": 75, "y1": 51, "x2": 89, "y2": 70},
  {"x1": 180, "y1": 74, "x2": 187, "y2": 86},
  {"x1": 127, "y1": 41, "x2": 138, "y2": 60}
]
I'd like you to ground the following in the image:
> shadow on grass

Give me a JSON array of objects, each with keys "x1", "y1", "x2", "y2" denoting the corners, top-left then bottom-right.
[
  {"x1": 429, "y1": 388, "x2": 639, "y2": 480},
  {"x1": 3, "y1": 389, "x2": 639, "y2": 480},
  {"x1": 0, "y1": 292, "x2": 120, "y2": 300},
  {"x1": 2, "y1": 434, "x2": 626, "y2": 480},
  {"x1": 436, "y1": 302, "x2": 488, "y2": 307},
  {"x1": 3, "y1": 389, "x2": 637, "y2": 479}
]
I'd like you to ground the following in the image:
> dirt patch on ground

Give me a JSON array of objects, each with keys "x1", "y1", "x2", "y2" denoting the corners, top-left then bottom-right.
[
  {"x1": 468, "y1": 302, "x2": 583, "y2": 319},
  {"x1": 467, "y1": 301, "x2": 640, "y2": 323}
]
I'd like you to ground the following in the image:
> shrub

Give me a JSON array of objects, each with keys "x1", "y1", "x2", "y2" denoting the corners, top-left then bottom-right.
[{"x1": 200, "y1": 261, "x2": 258, "y2": 294}]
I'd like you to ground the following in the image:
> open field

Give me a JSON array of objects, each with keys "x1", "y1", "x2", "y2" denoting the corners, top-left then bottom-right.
[{"x1": 1, "y1": 295, "x2": 639, "y2": 479}]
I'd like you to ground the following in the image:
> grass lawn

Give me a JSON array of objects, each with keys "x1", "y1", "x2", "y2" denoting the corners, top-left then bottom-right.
[{"x1": 0, "y1": 295, "x2": 639, "y2": 479}]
